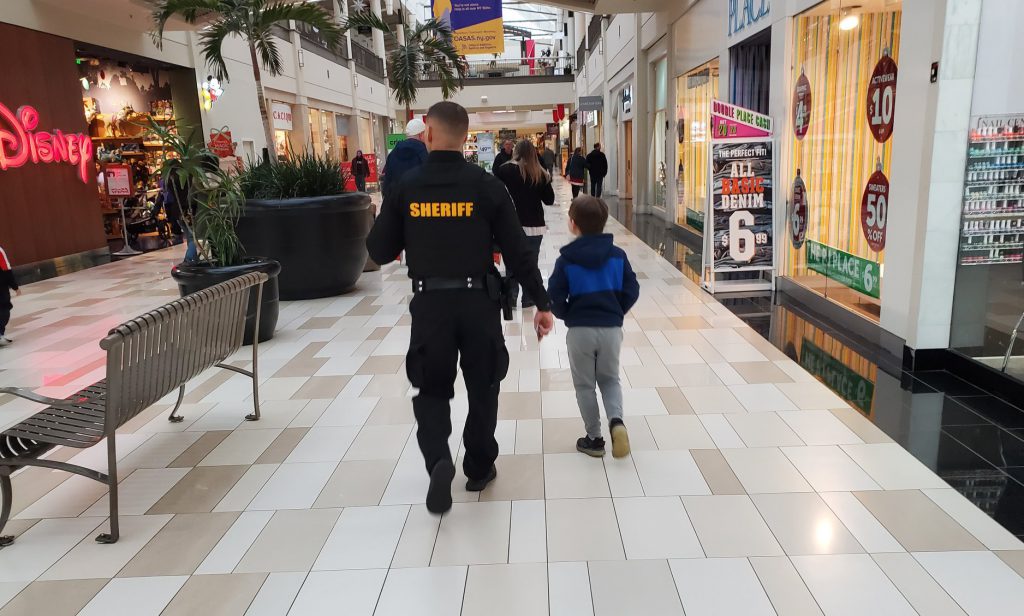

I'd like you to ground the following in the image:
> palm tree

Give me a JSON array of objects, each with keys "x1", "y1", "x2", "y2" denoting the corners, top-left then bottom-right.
[
  {"x1": 388, "y1": 18, "x2": 467, "y2": 120},
  {"x1": 151, "y1": 0, "x2": 389, "y2": 163}
]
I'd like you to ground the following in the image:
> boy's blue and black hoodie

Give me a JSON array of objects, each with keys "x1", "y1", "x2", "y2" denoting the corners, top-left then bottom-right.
[{"x1": 548, "y1": 234, "x2": 640, "y2": 327}]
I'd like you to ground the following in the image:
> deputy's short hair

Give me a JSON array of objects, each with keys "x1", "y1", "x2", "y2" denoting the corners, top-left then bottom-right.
[
  {"x1": 426, "y1": 101, "x2": 469, "y2": 139},
  {"x1": 569, "y1": 195, "x2": 609, "y2": 235}
]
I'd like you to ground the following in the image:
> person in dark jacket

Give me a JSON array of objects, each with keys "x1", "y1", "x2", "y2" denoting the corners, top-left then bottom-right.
[
  {"x1": 495, "y1": 140, "x2": 555, "y2": 308},
  {"x1": 381, "y1": 119, "x2": 428, "y2": 199},
  {"x1": 565, "y1": 147, "x2": 589, "y2": 198},
  {"x1": 352, "y1": 150, "x2": 370, "y2": 192},
  {"x1": 492, "y1": 139, "x2": 513, "y2": 172},
  {"x1": 540, "y1": 143, "x2": 557, "y2": 174},
  {"x1": 0, "y1": 245, "x2": 21, "y2": 346},
  {"x1": 585, "y1": 143, "x2": 609, "y2": 198},
  {"x1": 548, "y1": 195, "x2": 640, "y2": 459}
]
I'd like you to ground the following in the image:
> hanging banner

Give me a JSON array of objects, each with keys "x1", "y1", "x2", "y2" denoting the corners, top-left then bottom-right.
[
  {"x1": 806, "y1": 240, "x2": 881, "y2": 299},
  {"x1": 477, "y1": 132, "x2": 495, "y2": 171},
  {"x1": 866, "y1": 52, "x2": 897, "y2": 143},
  {"x1": 711, "y1": 99, "x2": 772, "y2": 139},
  {"x1": 790, "y1": 169, "x2": 808, "y2": 249},
  {"x1": 861, "y1": 164, "x2": 889, "y2": 252},
  {"x1": 545, "y1": 122, "x2": 559, "y2": 136},
  {"x1": 710, "y1": 140, "x2": 774, "y2": 270},
  {"x1": 432, "y1": 0, "x2": 504, "y2": 55},
  {"x1": 793, "y1": 69, "x2": 811, "y2": 140}
]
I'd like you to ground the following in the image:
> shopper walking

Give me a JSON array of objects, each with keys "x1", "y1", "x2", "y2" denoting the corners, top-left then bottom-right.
[
  {"x1": 367, "y1": 101, "x2": 554, "y2": 514},
  {"x1": 548, "y1": 196, "x2": 640, "y2": 458},
  {"x1": 495, "y1": 140, "x2": 555, "y2": 308},
  {"x1": 0, "y1": 245, "x2": 21, "y2": 347},
  {"x1": 540, "y1": 142, "x2": 557, "y2": 175},
  {"x1": 586, "y1": 143, "x2": 608, "y2": 198},
  {"x1": 381, "y1": 119, "x2": 428, "y2": 200},
  {"x1": 492, "y1": 139, "x2": 514, "y2": 172},
  {"x1": 565, "y1": 147, "x2": 589, "y2": 198},
  {"x1": 352, "y1": 150, "x2": 370, "y2": 193}
]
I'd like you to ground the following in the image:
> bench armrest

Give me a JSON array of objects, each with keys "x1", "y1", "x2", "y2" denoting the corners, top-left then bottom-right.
[{"x1": 0, "y1": 387, "x2": 83, "y2": 412}]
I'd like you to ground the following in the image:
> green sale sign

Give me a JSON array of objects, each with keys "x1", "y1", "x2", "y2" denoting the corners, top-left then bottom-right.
[
  {"x1": 805, "y1": 240, "x2": 881, "y2": 299},
  {"x1": 799, "y1": 339, "x2": 875, "y2": 415}
]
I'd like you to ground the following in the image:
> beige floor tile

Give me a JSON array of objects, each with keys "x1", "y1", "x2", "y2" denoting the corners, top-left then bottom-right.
[
  {"x1": 119, "y1": 512, "x2": 240, "y2": 577},
  {"x1": 362, "y1": 374, "x2": 411, "y2": 397},
  {"x1": 480, "y1": 454, "x2": 545, "y2": 501},
  {"x1": 273, "y1": 356, "x2": 329, "y2": 378},
  {"x1": 590, "y1": 560, "x2": 683, "y2": 616},
  {"x1": 996, "y1": 550, "x2": 1024, "y2": 578},
  {"x1": 345, "y1": 424, "x2": 414, "y2": 461},
  {"x1": 749, "y1": 556, "x2": 824, "y2": 616},
  {"x1": 671, "y1": 316, "x2": 711, "y2": 329},
  {"x1": 314, "y1": 459, "x2": 397, "y2": 508},
  {"x1": 681, "y1": 385, "x2": 745, "y2": 414},
  {"x1": 721, "y1": 447, "x2": 813, "y2": 494},
  {"x1": 235, "y1": 508, "x2": 341, "y2": 573},
  {"x1": 298, "y1": 316, "x2": 341, "y2": 330},
  {"x1": 255, "y1": 427, "x2": 310, "y2": 464},
  {"x1": 726, "y1": 412, "x2": 804, "y2": 447},
  {"x1": 357, "y1": 355, "x2": 405, "y2": 375},
  {"x1": 646, "y1": 415, "x2": 716, "y2": 449},
  {"x1": 752, "y1": 493, "x2": 864, "y2": 555},
  {"x1": 668, "y1": 364, "x2": 723, "y2": 387},
  {"x1": 872, "y1": 553, "x2": 968, "y2": 616},
  {"x1": 0, "y1": 579, "x2": 107, "y2": 616},
  {"x1": 657, "y1": 387, "x2": 694, "y2": 414},
  {"x1": 367, "y1": 396, "x2": 416, "y2": 425},
  {"x1": 691, "y1": 449, "x2": 746, "y2": 495},
  {"x1": 542, "y1": 417, "x2": 587, "y2": 453},
  {"x1": 148, "y1": 466, "x2": 249, "y2": 514},
  {"x1": 854, "y1": 490, "x2": 985, "y2": 552},
  {"x1": 682, "y1": 495, "x2": 784, "y2": 557},
  {"x1": 161, "y1": 573, "x2": 267, "y2": 616},
  {"x1": 183, "y1": 371, "x2": 235, "y2": 404},
  {"x1": 9, "y1": 468, "x2": 71, "y2": 517},
  {"x1": 431, "y1": 501, "x2": 511, "y2": 566},
  {"x1": 731, "y1": 361, "x2": 794, "y2": 384},
  {"x1": 546, "y1": 498, "x2": 624, "y2": 562},
  {"x1": 831, "y1": 408, "x2": 894, "y2": 444},
  {"x1": 168, "y1": 431, "x2": 232, "y2": 467},
  {"x1": 290, "y1": 376, "x2": 350, "y2": 400},
  {"x1": 498, "y1": 392, "x2": 541, "y2": 420},
  {"x1": 461, "y1": 563, "x2": 548, "y2": 616}
]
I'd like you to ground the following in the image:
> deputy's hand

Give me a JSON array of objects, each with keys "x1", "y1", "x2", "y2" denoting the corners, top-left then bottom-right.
[
  {"x1": 534, "y1": 310, "x2": 554, "y2": 340},
  {"x1": 14, "y1": 289, "x2": 21, "y2": 297}
]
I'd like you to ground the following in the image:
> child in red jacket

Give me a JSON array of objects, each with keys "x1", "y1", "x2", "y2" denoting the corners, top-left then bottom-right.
[{"x1": 0, "y1": 245, "x2": 21, "y2": 346}]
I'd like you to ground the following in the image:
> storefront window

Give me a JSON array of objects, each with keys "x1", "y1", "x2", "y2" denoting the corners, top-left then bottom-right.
[
  {"x1": 675, "y1": 58, "x2": 719, "y2": 232},
  {"x1": 783, "y1": 2, "x2": 902, "y2": 322},
  {"x1": 650, "y1": 58, "x2": 668, "y2": 210},
  {"x1": 309, "y1": 108, "x2": 337, "y2": 159}
]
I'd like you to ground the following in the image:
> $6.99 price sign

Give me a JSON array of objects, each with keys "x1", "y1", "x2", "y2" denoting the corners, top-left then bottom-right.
[{"x1": 711, "y1": 141, "x2": 774, "y2": 270}]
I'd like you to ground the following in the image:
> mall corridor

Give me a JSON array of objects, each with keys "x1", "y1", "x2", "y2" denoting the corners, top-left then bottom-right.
[{"x1": 0, "y1": 181, "x2": 1021, "y2": 615}]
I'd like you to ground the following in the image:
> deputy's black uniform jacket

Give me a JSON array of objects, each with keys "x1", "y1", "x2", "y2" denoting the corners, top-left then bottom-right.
[{"x1": 367, "y1": 150, "x2": 551, "y2": 310}]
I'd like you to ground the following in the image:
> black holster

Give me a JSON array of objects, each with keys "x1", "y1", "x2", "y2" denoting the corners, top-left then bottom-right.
[{"x1": 486, "y1": 268, "x2": 514, "y2": 321}]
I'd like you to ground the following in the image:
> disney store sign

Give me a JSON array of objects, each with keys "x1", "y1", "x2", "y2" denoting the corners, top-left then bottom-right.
[
  {"x1": 0, "y1": 102, "x2": 93, "y2": 183},
  {"x1": 728, "y1": 0, "x2": 770, "y2": 37}
]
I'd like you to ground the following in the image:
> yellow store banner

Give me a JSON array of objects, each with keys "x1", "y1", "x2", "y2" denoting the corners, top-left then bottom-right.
[{"x1": 432, "y1": 0, "x2": 504, "y2": 55}]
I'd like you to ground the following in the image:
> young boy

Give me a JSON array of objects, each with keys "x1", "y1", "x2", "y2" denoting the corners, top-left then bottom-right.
[
  {"x1": 0, "y1": 245, "x2": 21, "y2": 347},
  {"x1": 548, "y1": 196, "x2": 640, "y2": 458}
]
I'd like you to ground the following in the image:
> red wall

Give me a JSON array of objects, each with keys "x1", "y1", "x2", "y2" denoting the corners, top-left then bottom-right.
[{"x1": 0, "y1": 22, "x2": 107, "y2": 267}]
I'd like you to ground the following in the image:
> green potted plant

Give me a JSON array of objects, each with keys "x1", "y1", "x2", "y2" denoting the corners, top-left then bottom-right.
[
  {"x1": 149, "y1": 119, "x2": 281, "y2": 343},
  {"x1": 235, "y1": 153, "x2": 371, "y2": 300}
]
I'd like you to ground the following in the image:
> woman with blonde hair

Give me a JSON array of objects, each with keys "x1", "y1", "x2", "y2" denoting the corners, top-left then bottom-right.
[{"x1": 495, "y1": 139, "x2": 555, "y2": 308}]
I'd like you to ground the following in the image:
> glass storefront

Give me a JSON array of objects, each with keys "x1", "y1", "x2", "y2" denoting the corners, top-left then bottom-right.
[
  {"x1": 675, "y1": 58, "x2": 719, "y2": 233},
  {"x1": 309, "y1": 108, "x2": 338, "y2": 159},
  {"x1": 650, "y1": 58, "x2": 669, "y2": 210},
  {"x1": 781, "y1": 1, "x2": 902, "y2": 322}
]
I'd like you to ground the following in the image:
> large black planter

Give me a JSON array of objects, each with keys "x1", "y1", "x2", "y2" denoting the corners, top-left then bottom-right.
[
  {"x1": 236, "y1": 193, "x2": 372, "y2": 301},
  {"x1": 171, "y1": 258, "x2": 282, "y2": 344}
]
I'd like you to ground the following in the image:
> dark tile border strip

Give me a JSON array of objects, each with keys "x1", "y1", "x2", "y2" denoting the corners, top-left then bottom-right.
[{"x1": 13, "y1": 247, "x2": 111, "y2": 286}]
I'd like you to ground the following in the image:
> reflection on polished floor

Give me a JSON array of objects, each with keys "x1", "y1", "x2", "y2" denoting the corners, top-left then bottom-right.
[
  {"x1": 620, "y1": 207, "x2": 1024, "y2": 543},
  {"x1": 0, "y1": 183, "x2": 1023, "y2": 615}
]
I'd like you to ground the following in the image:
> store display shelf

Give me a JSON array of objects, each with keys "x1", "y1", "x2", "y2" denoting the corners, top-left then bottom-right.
[
  {"x1": 966, "y1": 163, "x2": 1024, "y2": 171},
  {"x1": 962, "y1": 209, "x2": 1024, "y2": 218},
  {"x1": 960, "y1": 256, "x2": 1023, "y2": 266},
  {"x1": 960, "y1": 229, "x2": 1023, "y2": 237},
  {"x1": 969, "y1": 151, "x2": 1024, "y2": 158},
  {"x1": 970, "y1": 135, "x2": 1024, "y2": 143},
  {"x1": 961, "y1": 242, "x2": 1024, "y2": 251}
]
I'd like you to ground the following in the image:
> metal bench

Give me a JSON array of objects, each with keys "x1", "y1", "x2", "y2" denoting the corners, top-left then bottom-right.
[{"x1": 0, "y1": 271, "x2": 268, "y2": 547}]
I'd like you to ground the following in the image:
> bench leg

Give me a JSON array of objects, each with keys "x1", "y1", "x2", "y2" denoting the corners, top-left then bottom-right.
[
  {"x1": 0, "y1": 474, "x2": 13, "y2": 548},
  {"x1": 167, "y1": 384, "x2": 186, "y2": 423},
  {"x1": 246, "y1": 302, "x2": 262, "y2": 422},
  {"x1": 96, "y1": 437, "x2": 119, "y2": 544}
]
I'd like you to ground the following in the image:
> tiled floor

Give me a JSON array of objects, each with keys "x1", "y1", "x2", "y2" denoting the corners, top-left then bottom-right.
[{"x1": 1, "y1": 180, "x2": 1023, "y2": 615}]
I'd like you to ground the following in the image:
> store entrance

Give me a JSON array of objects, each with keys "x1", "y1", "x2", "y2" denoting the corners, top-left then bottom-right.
[
  {"x1": 77, "y1": 43, "x2": 201, "y2": 255},
  {"x1": 623, "y1": 120, "x2": 633, "y2": 203}
]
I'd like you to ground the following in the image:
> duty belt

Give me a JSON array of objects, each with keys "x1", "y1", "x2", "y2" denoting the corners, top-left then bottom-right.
[{"x1": 412, "y1": 276, "x2": 487, "y2": 293}]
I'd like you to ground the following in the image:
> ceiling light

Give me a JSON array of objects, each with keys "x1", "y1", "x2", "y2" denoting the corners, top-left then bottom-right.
[{"x1": 839, "y1": 6, "x2": 861, "y2": 30}]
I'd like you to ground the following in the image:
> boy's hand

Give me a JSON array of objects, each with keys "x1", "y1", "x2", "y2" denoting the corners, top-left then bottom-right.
[{"x1": 534, "y1": 310, "x2": 554, "y2": 340}]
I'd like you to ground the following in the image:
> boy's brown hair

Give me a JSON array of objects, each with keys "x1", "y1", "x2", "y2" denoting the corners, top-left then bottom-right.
[{"x1": 569, "y1": 195, "x2": 609, "y2": 235}]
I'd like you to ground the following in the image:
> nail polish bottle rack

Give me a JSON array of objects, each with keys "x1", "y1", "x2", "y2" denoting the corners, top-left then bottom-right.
[{"x1": 959, "y1": 123, "x2": 1024, "y2": 266}]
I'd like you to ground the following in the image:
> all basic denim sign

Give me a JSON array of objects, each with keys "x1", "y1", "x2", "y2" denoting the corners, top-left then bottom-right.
[{"x1": 728, "y1": 0, "x2": 770, "y2": 37}]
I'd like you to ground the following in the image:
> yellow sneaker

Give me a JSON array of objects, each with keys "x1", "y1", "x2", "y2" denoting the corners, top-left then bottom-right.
[{"x1": 610, "y1": 419, "x2": 630, "y2": 458}]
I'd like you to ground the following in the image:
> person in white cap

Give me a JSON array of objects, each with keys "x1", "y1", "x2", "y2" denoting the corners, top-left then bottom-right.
[{"x1": 381, "y1": 118, "x2": 429, "y2": 200}]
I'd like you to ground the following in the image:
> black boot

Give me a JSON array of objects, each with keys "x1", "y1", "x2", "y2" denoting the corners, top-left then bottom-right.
[{"x1": 426, "y1": 459, "x2": 456, "y2": 514}]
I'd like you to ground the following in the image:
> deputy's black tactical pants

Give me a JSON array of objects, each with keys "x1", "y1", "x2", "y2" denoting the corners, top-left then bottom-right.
[{"x1": 406, "y1": 291, "x2": 509, "y2": 481}]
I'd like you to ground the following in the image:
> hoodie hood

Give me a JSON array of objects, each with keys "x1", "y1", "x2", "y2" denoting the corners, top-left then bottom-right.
[
  {"x1": 559, "y1": 233, "x2": 614, "y2": 268},
  {"x1": 391, "y1": 138, "x2": 427, "y2": 162}
]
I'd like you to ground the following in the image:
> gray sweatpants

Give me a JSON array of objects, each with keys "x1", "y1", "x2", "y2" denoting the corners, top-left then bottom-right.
[{"x1": 566, "y1": 327, "x2": 624, "y2": 438}]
